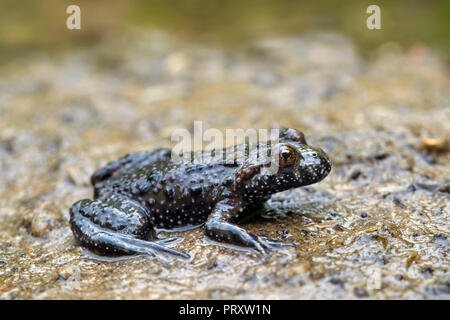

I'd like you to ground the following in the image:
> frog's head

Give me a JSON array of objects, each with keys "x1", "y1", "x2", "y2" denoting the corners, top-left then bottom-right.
[{"x1": 263, "y1": 128, "x2": 332, "y2": 192}]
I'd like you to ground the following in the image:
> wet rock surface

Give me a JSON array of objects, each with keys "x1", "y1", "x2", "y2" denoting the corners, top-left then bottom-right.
[{"x1": 0, "y1": 32, "x2": 448, "y2": 299}]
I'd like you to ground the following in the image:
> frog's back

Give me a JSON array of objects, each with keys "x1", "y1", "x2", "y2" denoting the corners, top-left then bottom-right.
[
  {"x1": 90, "y1": 149, "x2": 172, "y2": 185},
  {"x1": 92, "y1": 149, "x2": 239, "y2": 204}
]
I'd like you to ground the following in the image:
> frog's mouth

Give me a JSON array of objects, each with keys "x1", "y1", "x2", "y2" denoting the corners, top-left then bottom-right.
[{"x1": 321, "y1": 151, "x2": 332, "y2": 176}]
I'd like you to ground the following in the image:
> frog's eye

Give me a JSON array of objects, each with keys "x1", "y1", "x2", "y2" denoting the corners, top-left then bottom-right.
[{"x1": 279, "y1": 145, "x2": 296, "y2": 167}]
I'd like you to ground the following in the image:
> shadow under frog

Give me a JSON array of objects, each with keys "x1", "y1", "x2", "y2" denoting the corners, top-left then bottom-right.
[{"x1": 69, "y1": 128, "x2": 331, "y2": 259}]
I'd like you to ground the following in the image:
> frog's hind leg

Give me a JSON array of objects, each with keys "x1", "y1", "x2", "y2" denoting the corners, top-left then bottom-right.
[
  {"x1": 69, "y1": 197, "x2": 189, "y2": 259},
  {"x1": 81, "y1": 230, "x2": 190, "y2": 259}
]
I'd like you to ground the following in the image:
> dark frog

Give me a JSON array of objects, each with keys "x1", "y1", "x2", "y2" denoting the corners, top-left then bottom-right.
[{"x1": 69, "y1": 128, "x2": 331, "y2": 258}]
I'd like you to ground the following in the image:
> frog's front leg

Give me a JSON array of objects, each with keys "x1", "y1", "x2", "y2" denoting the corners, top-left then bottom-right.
[
  {"x1": 69, "y1": 195, "x2": 189, "y2": 259},
  {"x1": 204, "y1": 198, "x2": 294, "y2": 257}
]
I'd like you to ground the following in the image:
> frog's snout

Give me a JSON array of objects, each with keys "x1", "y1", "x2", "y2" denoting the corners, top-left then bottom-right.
[
  {"x1": 299, "y1": 146, "x2": 332, "y2": 183},
  {"x1": 318, "y1": 148, "x2": 332, "y2": 176}
]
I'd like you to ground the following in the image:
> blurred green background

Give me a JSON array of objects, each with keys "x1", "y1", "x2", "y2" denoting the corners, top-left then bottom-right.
[{"x1": 0, "y1": 0, "x2": 448, "y2": 64}]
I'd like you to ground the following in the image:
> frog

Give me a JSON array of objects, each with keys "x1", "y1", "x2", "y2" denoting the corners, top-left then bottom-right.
[{"x1": 69, "y1": 128, "x2": 332, "y2": 259}]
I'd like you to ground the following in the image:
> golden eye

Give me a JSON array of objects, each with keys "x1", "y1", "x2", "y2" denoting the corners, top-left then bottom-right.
[{"x1": 279, "y1": 145, "x2": 296, "y2": 167}]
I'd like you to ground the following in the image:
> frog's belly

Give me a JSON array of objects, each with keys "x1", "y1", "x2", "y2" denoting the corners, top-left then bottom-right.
[{"x1": 147, "y1": 201, "x2": 213, "y2": 229}]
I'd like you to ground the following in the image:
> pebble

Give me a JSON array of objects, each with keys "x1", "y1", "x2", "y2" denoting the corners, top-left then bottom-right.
[{"x1": 353, "y1": 287, "x2": 368, "y2": 298}]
